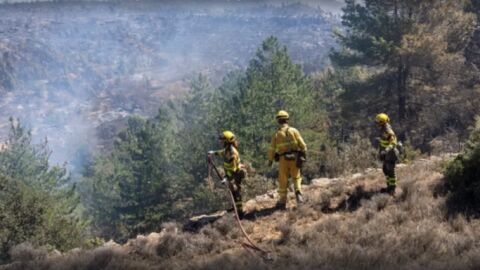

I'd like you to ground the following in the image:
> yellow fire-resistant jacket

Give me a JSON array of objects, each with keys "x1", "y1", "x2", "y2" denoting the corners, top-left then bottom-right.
[
  {"x1": 268, "y1": 124, "x2": 307, "y2": 162},
  {"x1": 379, "y1": 123, "x2": 397, "y2": 149},
  {"x1": 214, "y1": 146, "x2": 240, "y2": 178}
]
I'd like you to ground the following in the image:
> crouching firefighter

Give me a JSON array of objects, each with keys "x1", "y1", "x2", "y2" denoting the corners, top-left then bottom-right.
[
  {"x1": 375, "y1": 113, "x2": 399, "y2": 195},
  {"x1": 268, "y1": 110, "x2": 307, "y2": 210},
  {"x1": 208, "y1": 131, "x2": 246, "y2": 218}
]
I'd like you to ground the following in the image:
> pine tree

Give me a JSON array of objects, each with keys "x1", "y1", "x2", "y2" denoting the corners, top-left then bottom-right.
[
  {"x1": 83, "y1": 110, "x2": 190, "y2": 240},
  {"x1": 0, "y1": 118, "x2": 84, "y2": 262},
  {"x1": 331, "y1": 0, "x2": 476, "y2": 144},
  {"x1": 175, "y1": 74, "x2": 217, "y2": 182},
  {"x1": 219, "y1": 36, "x2": 314, "y2": 166}
]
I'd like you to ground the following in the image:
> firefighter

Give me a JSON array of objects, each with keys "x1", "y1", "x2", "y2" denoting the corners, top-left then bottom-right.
[
  {"x1": 208, "y1": 131, "x2": 246, "y2": 218},
  {"x1": 376, "y1": 113, "x2": 398, "y2": 195},
  {"x1": 268, "y1": 110, "x2": 307, "y2": 210}
]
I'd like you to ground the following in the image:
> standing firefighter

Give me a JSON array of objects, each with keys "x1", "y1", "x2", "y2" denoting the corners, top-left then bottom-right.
[
  {"x1": 208, "y1": 131, "x2": 246, "y2": 218},
  {"x1": 376, "y1": 113, "x2": 399, "y2": 195},
  {"x1": 268, "y1": 110, "x2": 307, "y2": 210}
]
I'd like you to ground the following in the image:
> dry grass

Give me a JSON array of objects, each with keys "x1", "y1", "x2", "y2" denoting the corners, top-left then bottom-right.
[
  {"x1": 4, "y1": 156, "x2": 480, "y2": 270},
  {"x1": 8, "y1": 243, "x2": 47, "y2": 262}
]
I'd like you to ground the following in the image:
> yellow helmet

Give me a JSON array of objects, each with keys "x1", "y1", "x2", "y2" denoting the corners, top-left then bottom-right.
[
  {"x1": 219, "y1": 130, "x2": 236, "y2": 143},
  {"x1": 276, "y1": 110, "x2": 289, "y2": 120},
  {"x1": 375, "y1": 113, "x2": 390, "y2": 124}
]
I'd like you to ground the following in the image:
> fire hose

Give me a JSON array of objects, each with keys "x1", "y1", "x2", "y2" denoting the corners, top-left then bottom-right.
[{"x1": 207, "y1": 155, "x2": 272, "y2": 260}]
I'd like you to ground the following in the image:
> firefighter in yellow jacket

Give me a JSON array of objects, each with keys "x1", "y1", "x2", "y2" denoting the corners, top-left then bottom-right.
[
  {"x1": 208, "y1": 131, "x2": 246, "y2": 218},
  {"x1": 268, "y1": 110, "x2": 307, "y2": 210},
  {"x1": 376, "y1": 113, "x2": 398, "y2": 195}
]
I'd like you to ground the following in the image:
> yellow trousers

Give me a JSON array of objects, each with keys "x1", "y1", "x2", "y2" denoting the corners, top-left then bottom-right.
[{"x1": 278, "y1": 157, "x2": 302, "y2": 203}]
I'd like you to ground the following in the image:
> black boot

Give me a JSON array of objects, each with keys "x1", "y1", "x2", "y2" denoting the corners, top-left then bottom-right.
[
  {"x1": 275, "y1": 201, "x2": 287, "y2": 211},
  {"x1": 295, "y1": 191, "x2": 304, "y2": 204},
  {"x1": 387, "y1": 185, "x2": 396, "y2": 195},
  {"x1": 237, "y1": 209, "x2": 245, "y2": 219}
]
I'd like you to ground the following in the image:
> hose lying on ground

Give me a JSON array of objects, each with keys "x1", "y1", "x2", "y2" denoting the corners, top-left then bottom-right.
[{"x1": 207, "y1": 156, "x2": 272, "y2": 260}]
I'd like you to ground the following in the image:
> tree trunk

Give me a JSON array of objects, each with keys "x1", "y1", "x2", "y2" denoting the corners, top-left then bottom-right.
[
  {"x1": 396, "y1": 61, "x2": 409, "y2": 141},
  {"x1": 397, "y1": 64, "x2": 406, "y2": 122}
]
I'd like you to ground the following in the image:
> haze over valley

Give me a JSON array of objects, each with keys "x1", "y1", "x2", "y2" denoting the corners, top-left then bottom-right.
[{"x1": 0, "y1": 1, "x2": 340, "y2": 167}]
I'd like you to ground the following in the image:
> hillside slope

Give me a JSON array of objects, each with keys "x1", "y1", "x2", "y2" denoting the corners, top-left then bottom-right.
[
  {"x1": 0, "y1": 1, "x2": 339, "y2": 165},
  {"x1": 3, "y1": 155, "x2": 480, "y2": 270}
]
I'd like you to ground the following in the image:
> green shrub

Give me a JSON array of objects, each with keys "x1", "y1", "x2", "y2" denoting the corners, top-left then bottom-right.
[
  {"x1": 82, "y1": 237, "x2": 105, "y2": 250},
  {"x1": 0, "y1": 119, "x2": 85, "y2": 263},
  {"x1": 401, "y1": 140, "x2": 423, "y2": 164},
  {"x1": 444, "y1": 116, "x2": 480, "y2": 215}
]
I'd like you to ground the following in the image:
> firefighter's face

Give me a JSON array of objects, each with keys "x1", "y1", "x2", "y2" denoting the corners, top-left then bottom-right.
[{"x1": 219, "y1": 138, "x2": 226, "y2": 147}]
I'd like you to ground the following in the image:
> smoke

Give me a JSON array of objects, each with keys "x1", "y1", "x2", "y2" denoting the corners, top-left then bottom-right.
[
  {"x1": 0, "y1": 0, "x2": 340, "y2": 172},
  {"x1": 0, "y1": 0, "x2": 346, "y2": 13}
]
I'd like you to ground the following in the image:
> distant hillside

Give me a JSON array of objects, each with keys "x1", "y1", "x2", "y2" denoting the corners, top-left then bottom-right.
[
  {"x1": 0, "y1": 1, "x2": 339, "y2": 165},
  {"x1": 4, "y1": 155, "x2": 480, "y2": 270}
]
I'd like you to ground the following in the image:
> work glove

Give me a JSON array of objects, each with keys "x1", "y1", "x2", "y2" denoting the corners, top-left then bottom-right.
[{"x1": 220, "y1": 177, "x2": 228, "y2": 185}]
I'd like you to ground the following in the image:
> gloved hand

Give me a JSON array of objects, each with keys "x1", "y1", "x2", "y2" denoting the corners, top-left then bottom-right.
[
  {"x1": 268, "y1": 160, "x2": 273, "y2": 167},
  {"x1": 221, "y1": 178, "x2": 228, "y2": 185},
  {"x1": 300, "y1": 152, "x2": 307, "y2": 161}
]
